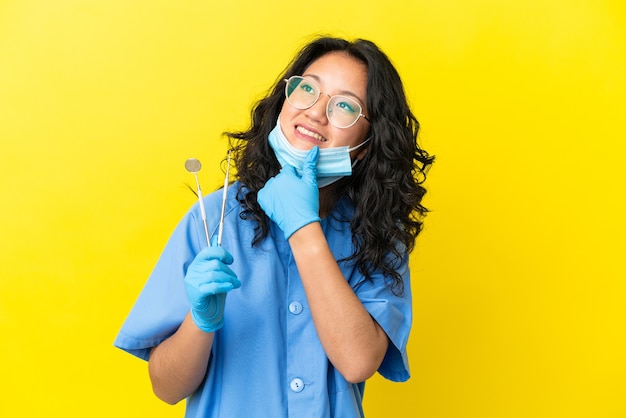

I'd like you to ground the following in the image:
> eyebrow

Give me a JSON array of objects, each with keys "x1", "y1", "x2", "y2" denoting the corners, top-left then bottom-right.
[{"x1": 301, "y1": 73, "x2": 367, "y2": 107}]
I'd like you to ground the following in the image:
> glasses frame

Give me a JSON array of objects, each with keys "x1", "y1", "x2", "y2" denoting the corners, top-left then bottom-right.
[{"x1": 283, "y1": 76, "x2": 371, "y2": 129}]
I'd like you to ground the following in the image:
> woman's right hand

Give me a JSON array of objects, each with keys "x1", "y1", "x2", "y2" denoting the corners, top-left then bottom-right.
[{"x1": 184, "y1": 245, "x2": 241, "y2": 333}]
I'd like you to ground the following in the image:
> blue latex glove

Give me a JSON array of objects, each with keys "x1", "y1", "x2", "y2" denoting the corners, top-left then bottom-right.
[
  {"x1": 184, "y1": 243, "x2": 241, "y2": 332},
  {"x1": 258, "y1": 146, "x2": 321, "y2": 239}
]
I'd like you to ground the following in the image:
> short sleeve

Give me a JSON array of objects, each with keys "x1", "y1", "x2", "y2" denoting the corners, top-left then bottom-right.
[
  {"x1": 354, "y1": 254, "x2": 412, "y2": 382},
  {"x1": 113, "y1": 206, "x2": 206, "y2": 361}
]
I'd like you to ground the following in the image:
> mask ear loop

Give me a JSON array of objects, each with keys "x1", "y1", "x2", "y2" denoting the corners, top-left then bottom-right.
[
  {"x1": 349, "y1": 135, "x2": 372, "y2": 170},
  {"x1": 348, "y1": 136, "x2": 372, "y2": 152}
]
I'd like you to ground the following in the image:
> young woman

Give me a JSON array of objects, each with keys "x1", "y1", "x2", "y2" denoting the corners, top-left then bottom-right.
[{"x1": 115, "y1": 36, "x2": 434, "y2": 418}]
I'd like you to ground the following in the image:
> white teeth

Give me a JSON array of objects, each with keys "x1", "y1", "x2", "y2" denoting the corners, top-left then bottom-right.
[{"x1": 296, "y1": 126, "x2": 326, "y2": 142}]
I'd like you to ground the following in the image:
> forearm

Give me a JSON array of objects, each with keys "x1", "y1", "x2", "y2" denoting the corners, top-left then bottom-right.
[
  {"x1": 148, "y1": 312, "x2": 214, "y2": 404},
  {"x1": 289, "y1": 222, "x2": 389, "y2": 383}
]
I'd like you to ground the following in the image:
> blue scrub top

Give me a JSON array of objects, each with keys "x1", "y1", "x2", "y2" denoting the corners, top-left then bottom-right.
[{"x1": 114, "y1": 181, "x2": 412, "y2": 418}]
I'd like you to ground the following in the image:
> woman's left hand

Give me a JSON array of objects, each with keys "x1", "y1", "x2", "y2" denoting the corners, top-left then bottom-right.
[{"x1": 258, "y1": 146, "x2": 320, "y2": 239}]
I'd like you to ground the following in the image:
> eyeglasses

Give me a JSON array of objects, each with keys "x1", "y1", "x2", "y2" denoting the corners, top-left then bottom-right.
[{"x1": 284, "y1": 76, "x2": 370, "y2": 129}]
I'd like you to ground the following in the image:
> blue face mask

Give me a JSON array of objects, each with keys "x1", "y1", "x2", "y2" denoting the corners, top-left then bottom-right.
[{"x1": 268, "y1": 119, "x2": 370, "y2": 188}]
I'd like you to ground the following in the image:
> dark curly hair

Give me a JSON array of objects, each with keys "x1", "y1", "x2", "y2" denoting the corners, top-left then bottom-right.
[{"x1": 225, "y1": 36, "x2": 434, "y2": 295}]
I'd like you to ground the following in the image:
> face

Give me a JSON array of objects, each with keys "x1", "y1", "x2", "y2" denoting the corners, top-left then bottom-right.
[{"x1": 279, "y1": 52, "x2": 370, "y2": 160}]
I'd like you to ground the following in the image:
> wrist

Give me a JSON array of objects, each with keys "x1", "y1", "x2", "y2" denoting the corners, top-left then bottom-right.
[
  {"x1": 288, "y1": 221, "x2": 324, "y2": 247},
  {"x1": 284, "y1": 216, "x2": 321, "y2": 240},
  {"x1": 190, "y1": 309, "x2": 224, "y2": 333}
]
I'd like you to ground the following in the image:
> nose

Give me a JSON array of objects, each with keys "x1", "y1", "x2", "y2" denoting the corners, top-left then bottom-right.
[{"x1": 304, "y1": 93, "x2": 330, "y2": 125}]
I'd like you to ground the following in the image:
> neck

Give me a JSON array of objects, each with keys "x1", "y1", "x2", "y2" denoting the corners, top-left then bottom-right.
[{"x1": 318, "y1": 185, "x2": 339, "y2": 219}]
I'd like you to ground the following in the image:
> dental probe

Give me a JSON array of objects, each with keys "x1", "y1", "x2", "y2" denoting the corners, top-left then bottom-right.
[{"x1": 217, "y1": 151, "x2": 231, "y2": 247}]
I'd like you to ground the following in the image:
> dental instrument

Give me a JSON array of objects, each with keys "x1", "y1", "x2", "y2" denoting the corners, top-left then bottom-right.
[{"x1": 185, "y1": 158, "x2": 211, "y2": 247}]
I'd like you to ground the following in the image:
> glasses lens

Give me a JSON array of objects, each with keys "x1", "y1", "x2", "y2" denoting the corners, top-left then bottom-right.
[
  {"x1": 327, "y1": 96, "x2": 362, "y2": 128},
  {"x1": 285, "y1": 76, "x2": 319, "y2": 109}
]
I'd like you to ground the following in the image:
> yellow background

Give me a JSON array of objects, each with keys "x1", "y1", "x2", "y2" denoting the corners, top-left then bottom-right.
[{"x1": 1, "y1": 0, "x2": 624, "y2": 417}]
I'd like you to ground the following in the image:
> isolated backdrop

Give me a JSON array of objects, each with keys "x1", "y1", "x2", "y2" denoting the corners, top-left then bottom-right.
[{"x1": 1, "y1": 1, "x2": 625, "y2": 417}]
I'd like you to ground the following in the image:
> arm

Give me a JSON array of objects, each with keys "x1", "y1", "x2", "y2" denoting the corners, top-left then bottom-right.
[
  {"x1": 149, "y1": 313, "x2": 214, "y2": 404},
  {"x1": 149, "y1": 244, "x2": 240, "y2": 404},
  {"x1": 289, "y1": 223, "x2": 389, "y2": 383}
]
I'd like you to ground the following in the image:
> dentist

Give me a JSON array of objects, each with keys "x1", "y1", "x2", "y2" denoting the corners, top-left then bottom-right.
[{"x1": 115, "y1": 36, "x2": 434, "y2": 418}]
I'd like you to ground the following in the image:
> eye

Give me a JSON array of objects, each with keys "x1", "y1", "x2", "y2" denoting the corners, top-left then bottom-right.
[
  {"x1": 334, "y1": 99, "x2": 358, "y2": 114},
  {"x1": 299, "y1": 82, "x2": 317, "y2": 95}
]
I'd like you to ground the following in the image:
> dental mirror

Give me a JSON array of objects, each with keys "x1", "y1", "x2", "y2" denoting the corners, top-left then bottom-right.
[
  {"x1": 185, "y1": 158, "x2": 211, "y2": 247},
  {"x1": 185, "y1": 158, "x2": 202, "y2": 173}
]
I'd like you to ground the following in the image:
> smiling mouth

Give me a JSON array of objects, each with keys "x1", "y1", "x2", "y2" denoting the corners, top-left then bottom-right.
[{"x1": 296, "y1": 126, "x2": 327, "y2": 142}]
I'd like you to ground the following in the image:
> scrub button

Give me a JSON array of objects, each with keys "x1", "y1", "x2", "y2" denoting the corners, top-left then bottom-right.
[
  {"x1": 290, "y1": 378, "x2": 305, "y2": 393},
  {"x1": 289, "y1": 301, "x2": 303, "y2": 315}
]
